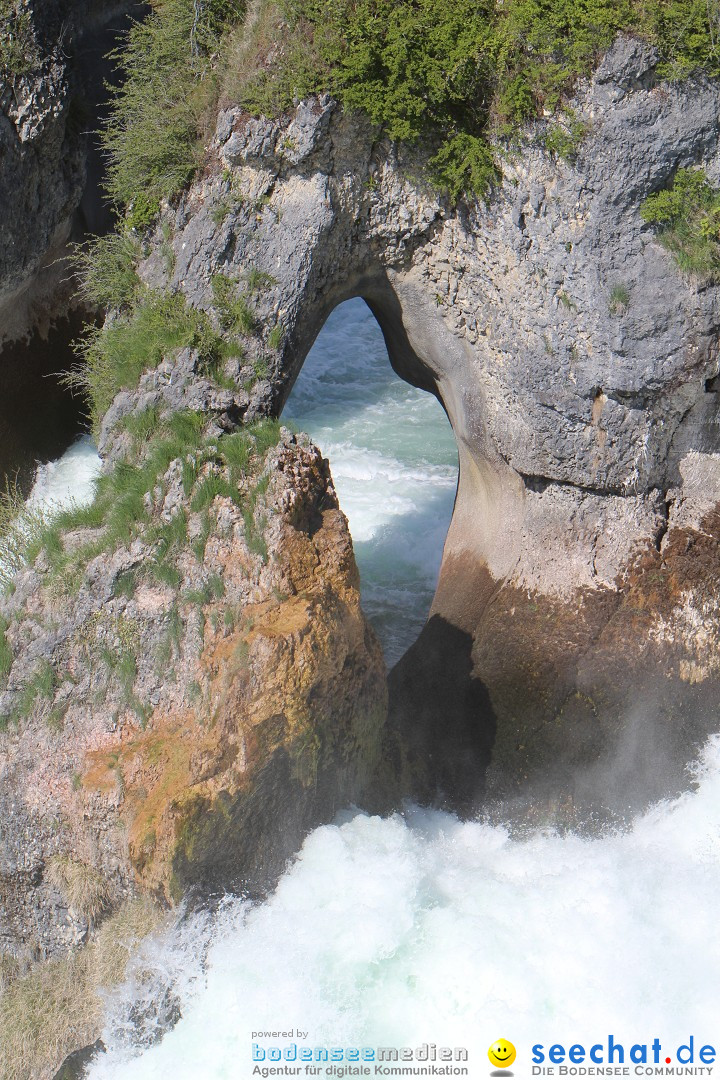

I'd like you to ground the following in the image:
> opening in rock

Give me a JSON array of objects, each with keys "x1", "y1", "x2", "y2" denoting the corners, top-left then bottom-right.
[{"x1": 283, "y1": 298, "x2": 459, "y2": 668}]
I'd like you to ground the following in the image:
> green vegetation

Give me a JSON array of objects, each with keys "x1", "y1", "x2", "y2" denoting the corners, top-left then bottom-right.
[
  {"x1": 74, "y1": 232, "x2": 142, "y2": 310},
  {"x1": 267, "y1": 324, "x2": 284, "y2": 351},
  {"x1": 0, "y1": 412, "x2": 281, "y2": 621},
  {"x1": 543, "y1": 113, "x2": 589, "y2": 161},
  {"x1": 1, "y1": 657, "x2": 58, "y2": 731},
  {"x1": 227, "y1": 0, "x2": 720, "y2": 199},
  {"x1": 0, "y1": 0, "x2": 36, "y2": 79},
  {"x1": 608, "y1": 282, "x2": 631, "y2": 313},
  {"x1": 102, "y1": 0, "x2": 244, "y2": 225},
  {"x1": 211, "y1": 273, "x2": 257, "y2": 335},
  {"x1": 640, "y1": 168, "x2": 720, "y2": 279},
  {"x1": 68, "y1": 289, "x2": 235, "y2": 437},
  {"x1": 0, "y1": 616, "x2": 11, "y2": 680},
  {"x1": 124, "y1": 404, "x2": 162, "y2": 448},
  {"x1": 0, "y1": 479, "x2": 50, "y2": 590},
  {"x1": 155, "y1": 604, "x2": 183, "y2": 672},
  {"x1": 95, "y1": 0, "x2": 720, "y2": 219},
  {"x1": 245, "y1": 268, "x2": 276, "y2": 294}
]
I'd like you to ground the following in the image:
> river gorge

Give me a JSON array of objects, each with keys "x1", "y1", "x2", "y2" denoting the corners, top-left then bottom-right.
[{"x1": 2, "y1": 5, "x2": 720, "y2": 1076}]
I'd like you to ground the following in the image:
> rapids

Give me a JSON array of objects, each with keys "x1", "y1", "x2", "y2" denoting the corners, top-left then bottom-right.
[{"x1": 20, "y1": 301, "x2": 719, "y2": 1079}]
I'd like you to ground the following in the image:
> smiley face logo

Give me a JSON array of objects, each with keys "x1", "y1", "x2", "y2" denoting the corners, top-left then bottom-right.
[{"x1": 488, "y1": 1039, "x2": 516, "y2": 1069}]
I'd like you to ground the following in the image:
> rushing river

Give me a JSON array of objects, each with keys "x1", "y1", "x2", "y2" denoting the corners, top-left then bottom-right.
[
  {"x1": 284, "y1": 298, "x2": 458, "y2": 666},
  {"x1": 20, "y1": 301, "x2": 720, "y2": 1077}
]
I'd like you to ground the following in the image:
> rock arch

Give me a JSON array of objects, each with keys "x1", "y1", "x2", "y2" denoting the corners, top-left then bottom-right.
[{"x1": 151, "y1": 47, "x2": 720, "y2": 815}]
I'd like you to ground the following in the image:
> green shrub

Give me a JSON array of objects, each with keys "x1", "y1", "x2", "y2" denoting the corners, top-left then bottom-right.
[
  {"x1": 226, "y1": 0, "x2": 720, "y2": 199},
  {"x1": 226, "y1": 0, "x2": 326, "y2": 115},
  {"x1": 75, "y1": 233, "x2": 142, "y2": 310},
  {"x1": 429, "y1": 134, "x2": 500, "y2": 202},
  {"x1": 542, "y1": 113, "x2": 589, "y2": 161},
  {"x1": 640, "y1": 168, "x2": 720, "y2": 279},
  {"x1": 102, "y1": 0, "x2": 246, "y2": 221},
  {"x1": 113, "y1": 568, "x2": 138, "y2": 599}
]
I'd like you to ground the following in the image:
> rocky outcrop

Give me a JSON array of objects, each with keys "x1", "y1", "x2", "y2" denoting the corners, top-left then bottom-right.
[
  {"x1": 135, "y1": 36, "x2": 720, "y2": 815},
  {"x1": 0, "y1": 0, "x2": 136, "y2": 485},
  {"x1": 3, "y1": 19, "x2": 720, "y2": 968},
  {"x1": 0, "y1": 432, "x2": 386, "y2": 961}
]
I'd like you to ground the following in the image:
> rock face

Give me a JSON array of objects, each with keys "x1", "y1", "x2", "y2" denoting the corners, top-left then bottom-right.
[
  {"x1": 3, "y1": 25, "x2": 720, "y2": 969},
  {"x1": 142, "y1": 38, "x2": 720, "y2": 815},
  {"x1": 0, "y1": 433, "x2": 386, "y2": 960},
  {"x1": 0, "y1": 0, "x2": 134, "y2": 484}
]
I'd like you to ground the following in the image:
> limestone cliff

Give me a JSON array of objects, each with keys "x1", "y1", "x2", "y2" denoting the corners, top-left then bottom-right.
[
  {"x1": 131, "y1": 36, "x2": 720, "y2": 815},
  {"x1": 3, "y1": 21, "x2": 720, "y2": 1054}
]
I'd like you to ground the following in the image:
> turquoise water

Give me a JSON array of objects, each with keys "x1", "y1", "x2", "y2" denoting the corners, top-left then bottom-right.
[{"x1": 284, "y1": 298, "x2": 458, "y2": 666}]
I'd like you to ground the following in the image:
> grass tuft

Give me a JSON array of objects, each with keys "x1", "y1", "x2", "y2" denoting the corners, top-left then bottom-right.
[
  {"x1": 45, "y1": 857, "x2": 111, "y2": 922},
  {"x1": 608, "y1": 283, "x2": 631, "y2": 314},
  {"x1": 102, "y1": 0, "x2": 245, "y2": 224},
  {"x1": 211, "y1": 273, "x2": 257, "y2": 335},
  {"x1": 74, "y1": 232, "x2": 142, "y2": 310},
  {"x1": 0, "y1": 898, "x2": 164, "y2": 1080},
  {"x1": 67, "y1": 291, "x2": 222, "y2": 437},
  {"x1": 0, "y1": 616, "x2": 12, "y2": 681}
]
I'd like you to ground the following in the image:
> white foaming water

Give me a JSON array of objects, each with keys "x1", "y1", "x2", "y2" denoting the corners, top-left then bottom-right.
[
  {"x1": 27, "y1": 434, "x2": 101, "y2": 512},
  {"x1": 283, "y1": 298, "x2": 458, "y2": 666},
  {"x1": 89, "y1": 737, "x2": 720, "y2": 1079},
  {"x1": 28, "y1": 306, "x2": 718, "y2": 1075},
  {"x1": 0, "y1": 435, "x2": 101, "y2": 580}
]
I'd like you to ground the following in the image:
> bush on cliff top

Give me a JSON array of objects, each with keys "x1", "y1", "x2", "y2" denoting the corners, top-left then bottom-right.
[
  {"x1": 231, "y1": 0, "x2": 720, "y2": 198},
  {"x1": 641, "y1": 167, "x2": 720, "y2": 279},
  {"x1": 103, "y1": 0, "x2": 720, "y2": 212}
]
